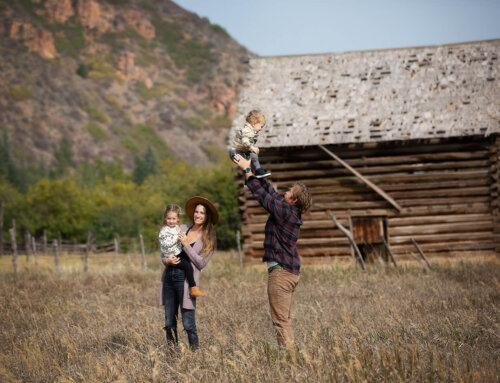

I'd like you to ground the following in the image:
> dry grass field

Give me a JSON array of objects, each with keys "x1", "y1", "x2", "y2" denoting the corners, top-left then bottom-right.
[{"x1": 0, "y1": 251, "x2": 499, "y2": 382}]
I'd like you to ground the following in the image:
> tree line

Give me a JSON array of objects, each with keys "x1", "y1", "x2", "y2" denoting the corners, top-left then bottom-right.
[{"x1": 0, "y1": 130, "x2": 239, "y2": 251}]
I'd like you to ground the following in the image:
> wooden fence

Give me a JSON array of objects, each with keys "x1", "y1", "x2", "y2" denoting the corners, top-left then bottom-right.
[{"x1": 1, "y1": 230, "x2": 149, "y2": 273}]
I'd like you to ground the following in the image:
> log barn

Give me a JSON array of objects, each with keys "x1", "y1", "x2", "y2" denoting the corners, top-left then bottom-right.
[{"x1": 231, "y1": 39, "x2": 500, "y2": 260}]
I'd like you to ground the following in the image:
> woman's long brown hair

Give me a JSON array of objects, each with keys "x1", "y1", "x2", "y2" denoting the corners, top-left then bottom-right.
[{"x1": 197, "y1": 204, "x2": 215, "y2": 257}]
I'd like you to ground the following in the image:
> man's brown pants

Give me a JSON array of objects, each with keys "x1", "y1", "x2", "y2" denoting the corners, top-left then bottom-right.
[{"x1": 267, "y1": 268, "x2": 299, "y2": 349}]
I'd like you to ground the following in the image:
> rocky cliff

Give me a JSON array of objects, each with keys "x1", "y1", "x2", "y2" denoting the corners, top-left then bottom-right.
[{"x1": 0, "y1": 0, "x2": 251, "y2": 168}]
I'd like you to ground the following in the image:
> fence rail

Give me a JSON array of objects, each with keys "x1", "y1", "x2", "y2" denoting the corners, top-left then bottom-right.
[{"x1": 1, "y1": 232, "x2": 150, "y2": 273}]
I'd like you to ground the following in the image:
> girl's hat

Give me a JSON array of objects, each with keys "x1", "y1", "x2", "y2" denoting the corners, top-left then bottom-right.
[{"x1": 185, "y1": 196, "x2": 219, "y2": 225}]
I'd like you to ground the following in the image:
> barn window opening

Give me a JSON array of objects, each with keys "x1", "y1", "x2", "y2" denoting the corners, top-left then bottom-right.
[{"x1": 351, "y1": 215, "x2": 389, "y2": 263}]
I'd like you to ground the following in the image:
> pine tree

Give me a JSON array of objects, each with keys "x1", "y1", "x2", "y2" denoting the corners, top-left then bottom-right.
[
  {"x1": 54, "y1": 137, "x2": 72, "y2": 177},
  {"x1": 132, "y1": 146, "x2": 158, "y2": 185},
  {"x1": 0, "y1": 130, "x2": 17, "y2": 185}
]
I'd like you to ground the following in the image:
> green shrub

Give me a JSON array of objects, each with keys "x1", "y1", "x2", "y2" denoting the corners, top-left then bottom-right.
[
  {"x1": 173, "y1": 98, "x2": 189, "y2": 109},
  {"x1": 185, "y1": 117, "x2": 204, "y2": 130},
  {"x1": 84, "y1": 122, "x2": 108, "y2": 140},
  {"x1": 104, "y1": 94, "x2": 122, "y2": 110},
  {"x1": 140, "y1": 0, "x2": 155, "y2": 12},
  {"x1": 136, "y1": 81, "x2": 170, "y2": 100},
  {"x1": 121, "y1": 137, "x2": 138, "y2": 153},
  {"x1": 83, "y1": 106, "x2": 109, "y2": 123},
  {"x1": 88, "y1": 62, "x2": 123, "y2": 83},
  {"x1": 152, "y1": 18, "x2": 216, "y2": 82},
  {"x1": 52, "y1": 23, "x2": 85, "y2": 58},
  {"x1": 121, "y1": 124, "x2": 169, "y2": 159},
  {"x1": 101, "y1": 28, "x2": 147, "y2": 50},
  {"x1": 8, "y1": 85, "x2": 32, "y2": 101},
  {"x1": 198, "y1": 107, "x2": 212, "y2": 120},
  {"x1": 211, "y1": 24, "x2": 230, "y2": 37},
  {"x1": 76, "y1": 63, "x2": 92, "y2": 78},
  {"x1": 135, "y1": 51, "x2": 155, "y2": 67},
  {"x1": 211, "y1": 114, "x2": 232, "y2": 130}
]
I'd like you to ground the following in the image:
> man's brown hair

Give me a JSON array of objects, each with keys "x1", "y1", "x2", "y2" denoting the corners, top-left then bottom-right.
[
  {"x1": 292, "y1": 182, "x2": 312, "y2": 214},
  {"x1": 246, "y1": 110, "x2": 266, "y2": 126}
]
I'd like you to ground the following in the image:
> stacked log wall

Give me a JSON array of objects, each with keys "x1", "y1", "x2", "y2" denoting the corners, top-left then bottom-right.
[{"x1": 239, "y1": 136, "x2": 498, "y2": 258}]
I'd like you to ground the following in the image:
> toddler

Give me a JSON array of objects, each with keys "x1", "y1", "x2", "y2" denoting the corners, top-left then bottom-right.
[
  {"x1": 229, "y1": 110, "x2": 271, "y2": 180},
  {"x1": 159, "y1": 204, "x2": 204, "y2": 297}
]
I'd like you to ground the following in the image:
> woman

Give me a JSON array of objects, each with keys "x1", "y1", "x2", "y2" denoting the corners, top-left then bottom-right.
[{"x1": 159, "y1": 196, "x2": 218, "y2": 350}]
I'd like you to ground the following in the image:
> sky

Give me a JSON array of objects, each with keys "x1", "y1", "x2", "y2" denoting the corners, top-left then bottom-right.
[{"x1": 173, "y1": 0, "x2": 500, "y2": 56}]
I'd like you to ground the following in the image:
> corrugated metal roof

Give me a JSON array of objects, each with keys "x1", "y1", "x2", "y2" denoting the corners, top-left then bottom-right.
[{"x1": 230, "y1": 40, "x2": 500, "y2": 148}]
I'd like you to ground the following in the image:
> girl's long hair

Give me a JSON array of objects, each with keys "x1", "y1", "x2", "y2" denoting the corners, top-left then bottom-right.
[
  {"x1": 160, "y1": 204, "x2": 182, "y2": 229},
  {"x1": 198, "y1": 204, "x2": 215, "y2": 257}
]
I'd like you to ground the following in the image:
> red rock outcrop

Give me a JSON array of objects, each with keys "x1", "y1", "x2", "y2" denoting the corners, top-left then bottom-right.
[
  {"x1": 76, "y1": 0, "x2": 111, "y2": 33},
  {"x1": 122, "y1": 10, "x2": 155, "y2": 39},
  {"x1": 8, "y1": 21, "x2": 57, "y2": 59},
  {"x1": 43, "y1": 0, "x2": 74, "y2": 24}
]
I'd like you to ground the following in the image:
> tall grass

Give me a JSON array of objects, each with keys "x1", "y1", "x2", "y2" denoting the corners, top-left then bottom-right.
[{"x1": 0, "y1": 252, "x2": 498, "y2": 382}]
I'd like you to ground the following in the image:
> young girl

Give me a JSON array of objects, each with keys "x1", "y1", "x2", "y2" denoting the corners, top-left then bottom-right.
[{"x1": 159, "y1": 204, "x2": 205, "y2": 297}]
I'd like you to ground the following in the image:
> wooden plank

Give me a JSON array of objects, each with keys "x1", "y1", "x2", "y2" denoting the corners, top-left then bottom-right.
[
  {"x1": 389, "y1": 221, "x2": 493, "y2": 236},
  {"x1": 389, "y1": 186, "x2": 490, "y2": 199},
  {"x1": 265, "y1": 150, "x2": 489, "y2": 171},
  {"x1": 389, "y1": 231, "x2": 493, "y2": 244},
  {"x1": 389, "y1": 213, "x2": 492, "y2": 226},
  {"x1": 390, "y1": 241, "x2": 495, "y2": 253},
  {"x1": 261, "y1": 140, "x2": 489, "y2": 162},
  {"x1": 269, "y1": 160, "x2": 490, "y2": 181}
]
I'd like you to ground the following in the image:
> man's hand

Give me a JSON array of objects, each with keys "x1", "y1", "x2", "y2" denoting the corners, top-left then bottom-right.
[
  {"x1": 234, "y1": 154, "x2": 251, "y2": 170},
  {"x1": 253, "y1": 147, "x2": 260, "y2": 155}
]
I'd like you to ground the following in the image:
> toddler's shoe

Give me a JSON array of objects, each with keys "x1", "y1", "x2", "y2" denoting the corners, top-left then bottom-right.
[
  {"x1": 190, "y1": 286, "x2": 205, "y2": 297},
  {"x1": 254, "y1": 168, "x2": 271, "y2": 178}
]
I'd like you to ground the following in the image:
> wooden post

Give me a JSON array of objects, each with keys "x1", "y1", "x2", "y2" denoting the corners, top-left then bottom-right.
[
  {"x1": 114, "y1": 235, "x2": 119, "y2": 268},
  {"x1": 347, "y1": 215, "x2": 356, "y2": 265},
  {"x1": 32, "y1": 236, "x2": 38, "y2": 270},
  {"x1": 0, "y1": 199, "x2": 4, "y2": 256},
  {"x1": 380, "y1": 235, "x2": 399, "y2": 268},
  {"x1": 328, "y1": 211, "x2": 366, "y2": 270},
  {"x1": 411, "y1": 238, "x2": 431, "y2": 270},
  {"x1": 84, "y1": 231, "x2": 91, "y2": 273},
  {"x1": 25, "y1": 232, "x2": 31, "y2": 261},
  {"x1": 139, "y1": 233, "x2": 147, "y2": 270},
  {"x1": 9, "y1": 227, "x2": 17, "y2": 273},
  {"x1": 409, "y1": 251, "x2": 427, "y2": 271},
  {"x1": 319, "y1": 145, "x2": 403, "y2": 212},
  {"x1": 236, "y1": 230, "x2": 243, "y2": 272},
  {"x1": 53, "y1": 240, "x2": 59, "y2": 272},
  {"x1": 43, "y1": 229, "x2": 47, "y2": 254},
  {"x1": 57, "y1": 231, "x2": 62, "y2": 250}
]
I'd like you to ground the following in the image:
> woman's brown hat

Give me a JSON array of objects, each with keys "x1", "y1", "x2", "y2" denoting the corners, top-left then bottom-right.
[{"x1": 185, "y1": 196, "x2": 219, "y2": 225}]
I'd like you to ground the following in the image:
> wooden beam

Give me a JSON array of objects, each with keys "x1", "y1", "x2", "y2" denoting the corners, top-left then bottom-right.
[
  {"x1": 328, "y1": 210, "x2": 366, "y2": 270},
  {"x1": 411, "y1": 238, "x2": 432, "y2": 269},
  {"x1": 380, "y1": 235, "x2": 399, "y2": 268},
  {"x1": 319, "y1": 145, "x2": 403, "y2": 212}
]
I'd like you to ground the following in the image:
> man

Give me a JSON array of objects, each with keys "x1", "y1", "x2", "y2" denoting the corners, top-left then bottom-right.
[{"x1": 234, "y1": 154, "x2": 312, "y2": 350}]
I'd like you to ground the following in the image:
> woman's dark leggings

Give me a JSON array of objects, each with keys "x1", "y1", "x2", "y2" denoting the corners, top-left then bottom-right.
[{"x1": 163, "y1": 267, "x2": 199, "y2": 349}]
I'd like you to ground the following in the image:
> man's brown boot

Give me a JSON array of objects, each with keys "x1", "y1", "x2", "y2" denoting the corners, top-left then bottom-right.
[{"x1": 189, "y1": 286, "x2": 205, "y2": 297}]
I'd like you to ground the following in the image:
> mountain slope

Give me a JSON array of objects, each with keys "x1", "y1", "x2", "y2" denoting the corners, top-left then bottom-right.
[{"x1": 0, "y1": 0, "x2": 251, "y2": 168}]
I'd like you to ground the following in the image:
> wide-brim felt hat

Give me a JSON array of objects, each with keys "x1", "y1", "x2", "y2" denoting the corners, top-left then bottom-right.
[{"x1": 185, "y1": 196, "x2": 219, "y2": 225}]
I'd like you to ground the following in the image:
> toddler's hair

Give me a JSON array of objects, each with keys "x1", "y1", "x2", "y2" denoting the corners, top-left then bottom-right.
[
  {"x1": 246, "y1": 110, "x2": 266, "y2": 126},
  {"x1": 161, "y1": 204, "x2": 182, "y2": 227}
]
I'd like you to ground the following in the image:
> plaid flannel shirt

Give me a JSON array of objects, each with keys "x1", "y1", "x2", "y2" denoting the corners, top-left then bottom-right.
[{"x1": 247, "y1": 176, "x2": 303, "y2": 275}]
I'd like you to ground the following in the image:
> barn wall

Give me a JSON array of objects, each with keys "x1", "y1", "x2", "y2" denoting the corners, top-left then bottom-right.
[{"x1": 239, "y1": 135, "x2": 499, "y2": 258}]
